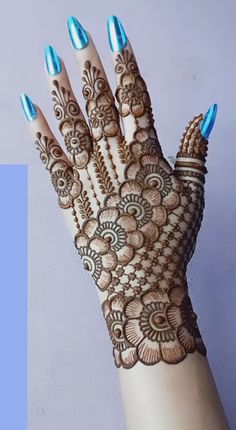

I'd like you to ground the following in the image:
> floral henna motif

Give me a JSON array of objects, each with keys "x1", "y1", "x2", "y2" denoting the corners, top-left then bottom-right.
[
  {"x1": 75, "y1": 234, "x2": 117, "y2": 291},
  {"x1": 105, "y1": 181, "x2": 167, "y2": 242},
  {"x1": 51, "y1": 80, "x2": 92, "y2": 169},
  {"x1": 115, "y1": 50, "x2": 151, "y2": 119},
  {"x1": 103, "y1": 286, "x2": 206, "y2": 368},
  {"x1": 80, "y1": 207, "x2": 144, "y2": 265},
  {"x1": 167, "y1": 286, "x2": 206, "y2": 355},
  {"x1": 51, "y1": 161, "x2": 81, "y2": 209},
  {"x1": 102, "y1": 294, "x2": 138, "y2": 368},
  {"x1": 125, "y1": 154, "x2": 182, "y2": 210},
  {"x1": 129, "y1": 127, "x2": 163, "y2": 158},
  {"x1": 35, "y1": 132, "x2": 82, "y2": 210},
  {"x1": 114, "y1": 49, "x2": 162, "y2": 154},
  {"x1": 82, "y1": 60, "x2": 121, "y2": 184}
]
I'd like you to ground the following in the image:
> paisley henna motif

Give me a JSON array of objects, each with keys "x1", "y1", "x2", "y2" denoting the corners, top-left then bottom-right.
[{"x1": 34, "y1": 51, "x2": 209, "y2": 368}]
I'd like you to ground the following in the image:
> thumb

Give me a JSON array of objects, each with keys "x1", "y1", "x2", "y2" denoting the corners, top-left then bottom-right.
[{"x1": 174, "y1": 104, "x2": 218, "y2": 187}]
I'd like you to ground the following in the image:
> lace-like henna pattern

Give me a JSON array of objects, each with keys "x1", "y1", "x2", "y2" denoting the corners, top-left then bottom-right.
[{"x1": 34, "y1": 49, "x2": 209, "y2": 368}]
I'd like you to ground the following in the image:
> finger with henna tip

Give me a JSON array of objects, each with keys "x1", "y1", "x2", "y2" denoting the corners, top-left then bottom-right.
[{"x1": 45, "y1": 45, "x2": 92, "y2": 169}]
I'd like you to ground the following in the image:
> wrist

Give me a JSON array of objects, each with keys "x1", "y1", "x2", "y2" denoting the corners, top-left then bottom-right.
[{"x1": 102, "y1": 278, "x2": 206, "y2": 369}]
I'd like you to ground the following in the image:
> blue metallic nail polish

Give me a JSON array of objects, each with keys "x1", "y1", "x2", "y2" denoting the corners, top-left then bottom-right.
[
  {"x1": 20, "y1": 93, "x2": 37, "y2": 122},
  {"x1": 45, "y1": 45, "x2": 62, "y2": 76},
  {"x1": 107, "y1": 15, "x2": 127, "y2": 52},
  {"x1": 200, "y1": 103, "x2": 218, "y2": 139},
  {"x1": 67, "y1": 16, "x2": 89, "y2": 50}
]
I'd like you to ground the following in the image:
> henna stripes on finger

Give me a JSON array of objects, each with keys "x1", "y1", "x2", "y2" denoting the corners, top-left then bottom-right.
[{"x1": 175, "y1": 114, "x2": 208, "y2": 186}]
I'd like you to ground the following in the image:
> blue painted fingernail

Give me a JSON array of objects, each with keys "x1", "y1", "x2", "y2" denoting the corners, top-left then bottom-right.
[
  {"x1": 20, "y1": 93, "x2": 37, "y2": 122},
  {"x1": 67, "y1": 16, "x2": 89, "y2": 50},
  {"x1": 200, "y1": 103, "x2": 218, "y2": 139},
  {"x1": 107, "y1": 15, "x2": 127, "y2": 52},
  {"x1": 45, "y1": 45, "x2": 62, "y2": 76}
]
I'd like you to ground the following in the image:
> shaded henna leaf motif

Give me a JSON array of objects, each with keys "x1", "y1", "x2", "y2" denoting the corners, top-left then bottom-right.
[
  {"x1": 77, "y1": 191, "x2": 93, "y2": 219},
  {"x1": 117, "y1": 135, "x2": 132, "y2": 164},
  {"x1": 92, "y1": 143, "x2": 115, "y2": 194}
]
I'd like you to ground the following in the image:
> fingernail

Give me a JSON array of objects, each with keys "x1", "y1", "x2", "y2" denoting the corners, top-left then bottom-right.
[
  {"x1": 200, "y1": 103, "x2": 218, "y2": 139},
  {"x1": 45, "y1": 45, "x2": 62, "y2": 76},
  {"x1": 107, "y1": 15, "x2": 127, "y2": 52},
  {"x1": 67, "y1": 16, "x2": 89, "y2": 50},
  {"x1": 20, "y1": 93, "x2": 37, "y2": 122}
]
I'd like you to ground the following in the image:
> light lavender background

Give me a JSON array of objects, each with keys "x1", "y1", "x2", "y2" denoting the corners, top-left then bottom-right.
[{"x1": 0, "y1": 0, "x2": 235, "y2": 428}]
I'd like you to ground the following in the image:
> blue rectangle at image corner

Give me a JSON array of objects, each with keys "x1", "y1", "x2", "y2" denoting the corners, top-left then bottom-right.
[{"x1": 0, "y1": 165, "x2": 28, "y2": 430}]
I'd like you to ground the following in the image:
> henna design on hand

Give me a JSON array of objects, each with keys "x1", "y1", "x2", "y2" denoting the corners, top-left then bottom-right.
[{"x1": 33, "y1": 49, "x2": 209, "y2": 369}]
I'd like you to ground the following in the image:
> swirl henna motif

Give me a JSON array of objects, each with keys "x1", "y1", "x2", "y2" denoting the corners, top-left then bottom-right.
[{"x1": 34, "y1": 51, "x2": 209, "y2": 368}]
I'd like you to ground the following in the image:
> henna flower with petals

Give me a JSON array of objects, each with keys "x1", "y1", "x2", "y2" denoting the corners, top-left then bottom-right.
[
  {"x1": 74, "y1": 234, "x2": 116, "y2": 291},
  {"x1": 102, "y1": 294, "x2": 138, "y2": 368},
  {"x1": 116, "y1": 73, "x2": 151, "y2": 117},
  {"x1": 126, "y1": 154, "x2": 182, "y2": 210},
  {"x1": 51, "y1": 161, "x2": 82, "y2": 209},
  {"x1": 129, "y1": 127, "x2": 161, "y2": 158},
  {"x1": 87, "y1": 94, "x2": 119, "y2": 141},
  {"x1": 105, "y1": 180, "x2": 167, "y2": 242},
  {"x1": 167, "y1": 286, "x2": 206, "y2": 355},
  {"x1": 124, "y1": 290, "x2": 186, "y2": 365},
  {"x1": 59, "y1": 118, "x2": 92, "y2": 169},
  {"x1": 82, "y1": 207, "x2": 144, "y2": 265}
]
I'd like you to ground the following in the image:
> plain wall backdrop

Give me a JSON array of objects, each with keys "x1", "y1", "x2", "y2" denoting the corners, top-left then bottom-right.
[{"x1": 0, "y1": 0, "x2": 235, "y2": 428}]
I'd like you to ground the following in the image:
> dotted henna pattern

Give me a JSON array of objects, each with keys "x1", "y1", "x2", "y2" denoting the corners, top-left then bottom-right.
[{"x1": 34, "y1": 49, "x2": 208, "y2": 368}]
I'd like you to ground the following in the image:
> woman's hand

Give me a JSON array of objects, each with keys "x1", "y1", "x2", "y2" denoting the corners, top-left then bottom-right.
[{"x1": 20, "y1": 16, "x2": 217, "y2": 369}]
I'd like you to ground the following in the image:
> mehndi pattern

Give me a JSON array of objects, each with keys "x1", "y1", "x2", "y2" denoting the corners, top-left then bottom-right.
[{"x1": 34, "y1": 48, "x2": 208, "y2": 368}]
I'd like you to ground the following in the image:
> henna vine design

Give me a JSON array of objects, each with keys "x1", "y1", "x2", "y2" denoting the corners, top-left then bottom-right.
[{"x1": 34, "y1": 49, "x2": 209, "y2": 368}]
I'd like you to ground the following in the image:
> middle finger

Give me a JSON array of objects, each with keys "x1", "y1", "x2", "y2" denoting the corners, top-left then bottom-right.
[{"x1": 68, "y1": 16, "x2": 128, "y2": 189}]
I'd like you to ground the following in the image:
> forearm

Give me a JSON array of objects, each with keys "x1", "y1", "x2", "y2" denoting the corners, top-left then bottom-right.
[
  {"x1": 101, "y1": 274, "x2": 229, "y2": 430},
  {"x1": 118, "y1": 353, "x2": 229, "y2": 430}
]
